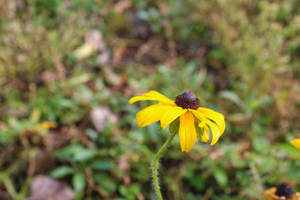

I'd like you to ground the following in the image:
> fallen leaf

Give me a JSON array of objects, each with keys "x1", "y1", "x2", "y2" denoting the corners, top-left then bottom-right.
[
  {"x1": 112, "y1": 46, "x2": 127, "y2": 65},
  {"x1": 74, "y1": 30, "x2": 107, "y2": 60},
  {"x1": 102, "y1": 67, "x2": 122, "y2": 86},
  {"x1": 85, "y1": 30, "x2": 106, "y2": 52},
  {"x1": 114, "y1": 0, "x2": 131, "y2": 14},
  {"x1": 0, "y1": 122, "x2": 6, "y2": 131},
  {"x1": 25, "y1": 175, "x2": 75, "y2": 200},
  {"x1": 97, "y1": 50, "x2": 110, "y2": 65},
  {"x1": 118, "y1": 152, "x2": 132, "y2": 185},
  {"x1": 130, "y1": 11, "x2": 152, "y2": 39},
  {"x1": 29, "y1": 150, "x2": 54, "y2": 174},
  {"x1": 90, "y1": 107, "x2": 117, "y2": 132},
  {"x1": 39, "y1": 70, "x2": 60, "y2": 84},
  {"x1": 44, "y1": 129, "x2": 72, "y2": 151}
]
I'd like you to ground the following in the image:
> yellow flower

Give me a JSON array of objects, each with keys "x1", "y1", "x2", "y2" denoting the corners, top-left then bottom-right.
[
  {"x1": 34, "y1": 121, "x2": 56, "y2": 132},
  {"x1": 291, "y1": 139, "x2": 300, "y2": 158},
  {"x1": 291, "y1": 139, "x2": 300, "y2": 149},
  {"x1": 129, "y1": 91, "x2": 225, "y2": 152}
]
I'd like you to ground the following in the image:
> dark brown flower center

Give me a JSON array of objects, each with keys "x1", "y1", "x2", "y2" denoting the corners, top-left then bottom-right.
[
  {"x1": 275, "y1": 182, "x2": 294, "y2": 198},
  {"x1": 175, "y1": 92, "x2": 200, "y2": 110}
]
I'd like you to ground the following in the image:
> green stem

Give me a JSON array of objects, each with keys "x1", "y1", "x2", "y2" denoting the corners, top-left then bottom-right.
[{"x1": 152, "y1": 131, "x2": 177, "y2": 200}]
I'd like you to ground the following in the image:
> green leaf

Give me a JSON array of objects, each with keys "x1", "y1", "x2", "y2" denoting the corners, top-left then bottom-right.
[
  {"x1": 277, "y1": 143, "x2": 299, "y2": 157},
  {"x1": 49, "y1": 166, "x2": 74, "y2": 178},
  {"x1": 169, "y1": 118, "x2": 179, "y2": 134},
  {"x1": 94, "y1": 173, "x2": 117, "y2": 195},
  {"x1": 213, "y1": 167, "x2": 228, "y2": 187},
  {"x1": 189, "y1": 175, "x2": 205, "y2": 190},
  {"x1": 73, "y1": 172, "x2": 86, "y2": 192},
  {"x1": 73, "y1": 148, "x2": 98, "y2": 162},
  {"x1": 219, "y1": 91, "x2": 245, "y2": 110},
  {"x1": 89, "y1": 159, "x2": 114, "y2": 170},
  {"x1": 56, "y1": 145, "x2": 98, "y2": 162},
  {"x1": 119, "y1": 184, "x2": 141, "y2": 200}
]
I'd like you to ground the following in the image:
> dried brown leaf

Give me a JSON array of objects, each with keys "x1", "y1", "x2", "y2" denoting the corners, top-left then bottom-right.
[
  {"x1": 90, "y1": 107, "x2": 117, "y2": 132},
  {"x1": 25, "y1": 175, "x2": 75, "y2": 200},
  {"x1": 118, "y1": 152, "x2": 132, "y2": 185},
  {"x1": 114, "y1": 0, "x2": 132, "y2": 14}
]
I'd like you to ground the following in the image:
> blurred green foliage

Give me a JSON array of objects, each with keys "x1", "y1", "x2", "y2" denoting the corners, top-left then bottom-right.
[{"x1": 0, "y1": 0, "x2": 300, "y2": 199}]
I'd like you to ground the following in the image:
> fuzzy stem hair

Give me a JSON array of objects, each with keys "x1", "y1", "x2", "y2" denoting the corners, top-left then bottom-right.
[{"x1": 152, "y1": 130, "x2": 177, "y2": 200}]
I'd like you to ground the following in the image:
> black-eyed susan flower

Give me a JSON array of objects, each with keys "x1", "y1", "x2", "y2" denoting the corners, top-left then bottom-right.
[
  {"x1": 129, "y1": 91, "x2": 225, "y2": 152},
  {"x1": 264, "y1": 182, "x2": 300, "y2": 200}
]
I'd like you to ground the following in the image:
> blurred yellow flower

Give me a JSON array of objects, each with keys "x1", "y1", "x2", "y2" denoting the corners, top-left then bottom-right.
[
  {"x1": 34, "y1": 121, "x2": 56, "y2": 132},
  {"x1": 129, "y1": 91, "x2": 225, "y2": 152},
  {"x1": 263, "y1": 183, "x2": 300, "y2": 200},
  {"x1": 291, "y1": 139, "x2": 300, "y2": 149}
]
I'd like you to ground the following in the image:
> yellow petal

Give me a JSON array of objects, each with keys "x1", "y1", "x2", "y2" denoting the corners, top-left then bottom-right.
[
  {"x1": 205, "y1": 120, "x2": 221, "y2": 146},
  {"x1": 191, "y1": 110, "x2": 223, "y2": 145},
  {"x1": 160, "y1": 106, "x2": 187, "y2": 128},
  {"x1": 136, "y1": 104, "x2": 171, "y2": 127},
  {"x1": 129, "y1": 91, "x2": 174, "y2": 105},
  {"x1": 179, "y1": 111, "x2": 197, "y2": 152},
  {"x1": 34, "y1": 121, "x2": 56, "y2": 132},
  {"x1": 263, "y1": 188, "x2": 276, "y2": 199},
  {"x1": 197, "y1": 107, "x2": 225, "y2": 134},
  {"x1": 291, "y1": 139, "x2": 300, "y2": 149},
  {"x1": 199, "y1": 121, "x2": 210, "y2": 142},
  {"x1": 190, "y1": 110, "x2": 209, "y2": 142}
]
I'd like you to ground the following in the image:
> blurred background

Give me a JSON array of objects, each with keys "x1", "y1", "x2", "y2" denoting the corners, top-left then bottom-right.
[{"x1": 0, "y1": 0, "x2": 300, "y2": 199}]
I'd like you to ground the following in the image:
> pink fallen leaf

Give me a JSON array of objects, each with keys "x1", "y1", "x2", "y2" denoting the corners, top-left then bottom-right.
[{"x1": 25, "y1": 175, "x2": 75, "y2": 200}]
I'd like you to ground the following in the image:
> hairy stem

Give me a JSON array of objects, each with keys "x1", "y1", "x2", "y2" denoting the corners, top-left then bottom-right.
[{"x1": 152, "y1": 131, "x2": 177, "y2": 200}]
